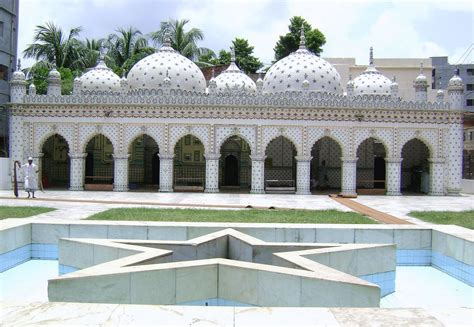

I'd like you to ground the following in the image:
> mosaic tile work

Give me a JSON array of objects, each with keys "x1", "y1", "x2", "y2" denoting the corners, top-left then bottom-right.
[
  {"x1": 432, "y1": 251, "x2": 474, "y2": 287},
  {"x1": 0, "y1": 243, "x2": 58, "y2": 272},
  {"x1": 360, "y1": 271, "x2": 396, "y2": 297},
  {"x1": 396, "y1": 249, "x2": 431, "y2": 266}
]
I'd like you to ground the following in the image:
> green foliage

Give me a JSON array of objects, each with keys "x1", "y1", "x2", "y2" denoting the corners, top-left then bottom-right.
[
  {"x1": 106, "y1": 27, "x2": 149, "y2": 72},
  {"x1": 409, "y1": 210, "x2": 474, "y2": 229},
  {"x1": 87, "y1": 208, "x2": 375, "y2": 224},
  {"x1": 274, "y1": 16, "x2": 326, "y2": 60},
  {"x1": 120, "y1": 47, "x2": 156, "y2": 76},
  {"x1": 0, "y1": 206, "x2": 55, "y2": 219},
  {"x1": 27, "y1": 65, "x2": 81, "y2": 95}
]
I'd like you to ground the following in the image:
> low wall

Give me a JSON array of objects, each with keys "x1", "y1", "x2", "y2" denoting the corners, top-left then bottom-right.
[
  {"x1": 461, "y1": 179, "x2": 474, "y2": 194},
  {"x1": 0, "y1": 158, "x2": 10, "y2": 190}
]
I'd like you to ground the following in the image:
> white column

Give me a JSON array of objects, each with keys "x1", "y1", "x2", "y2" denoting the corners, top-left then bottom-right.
[
  {"x1": 113, "y1": 153, "x2": 129, "y2": 192},
  {"x1": 429, "y1": 158, "x2": 445, "y2": 196},
  {"x1": 446, "y1": 124, "x2": 463, "y2": 195},
  {"x1": 385, "y1": 157, "x2": 402, "y2": 196},
  {"x1": 296, "y1": 156, "x2": 312, "y2": 195},
  {"x1": 159, "y1": 153, "x2": 174, "y2": 192},
  {"x1": 69, "y1": 153, "x2": 87, "y2": 191},
  {"x1": 250, "y1": 155, "x2": 266, "y2": 194},
  {"x1": 341, "y1": 157, "x2": 358, "y2": 197},
  {"x1": 204, "y1": 153, "x2": 220, "y2": 193}
]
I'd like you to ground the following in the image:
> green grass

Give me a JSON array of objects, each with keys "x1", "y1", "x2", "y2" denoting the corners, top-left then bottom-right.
[
  {"x1": 87, "y1": 207, "x2": 376, "y2": 224},
  {"x1": 0, "y1": 206, "x2": 56, "y2": 219},
  {"x1": 408, "y1": 210, "x2": 474, "y2": 229}
]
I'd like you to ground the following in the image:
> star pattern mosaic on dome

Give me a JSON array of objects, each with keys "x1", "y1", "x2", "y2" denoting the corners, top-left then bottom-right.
[
  {"x1": 79, "y1": 54, "x2": 121, "y2": 92},
  {"x1": 127, "y1": 35, "x2": 206, "y2": 92},
  {"x1": 352, "y1": 47, "x2": 392, "y2": 95},
  {"x1": 448, "y1": 69, "x2": 464, "y2": 91},
  {"x1": 263, "y1": 28, "x2": 342, "y2": 94},
  {"x1": 213, "y1": 46, "x2": 256, "y2": 94}
]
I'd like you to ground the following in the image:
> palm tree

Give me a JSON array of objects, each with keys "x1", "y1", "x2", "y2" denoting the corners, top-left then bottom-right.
[
  {"x1": 150, "y1": 19, "x2": 214, "y2": 61},
  {"x1": 77, "y1": 38, "x2": 105, "y2": 70},
  {"x1": 23, "y1": 21, "x2": 83, "y2": 69},
  {"x1": 106, "y1": 27, "x2": 149, "y2": 70}
]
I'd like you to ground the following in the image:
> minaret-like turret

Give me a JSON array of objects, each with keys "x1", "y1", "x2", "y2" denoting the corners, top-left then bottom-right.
[
  {"x1": 256, "y1": 72, "x2": 263, "y2": 95},
  {"x1": 10, "y1": 59, "x2": 26, "y2": 103},
  {"x1": 120, "y1": 72, "x2": 128, "y2": 95},
  {"x1": 447, "y1": 69, "x2": 464, "y2": 110},
  {"x1": 73, "y1": 76, "x2": 82, "y2": 95},
  {"x1": 436, "y1": 89, "x2": 445, "y2": 103},
  {"x1": 28, "y1": 83, "x2": 36, "y2": 96},
  {"x1": 346, "y1": 74, "x2": 354, "y2": 97},
  {"x1": 413, "y1": 62, "x2": 428, "y2": 102},
  {"x1": 47, "y1": 65, "x2": 62, "y2": 95},
  {"x1": 208, "y1": 68, "x2": 217, "y2": 94},
  {"x1": 390, "y1": 76, "x2": 399, "y2": 98}
]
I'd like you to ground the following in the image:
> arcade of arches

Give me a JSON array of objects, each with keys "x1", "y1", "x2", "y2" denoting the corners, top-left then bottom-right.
[{"x1": 40, "y1": 133, "x2": 438, "y2": 195}]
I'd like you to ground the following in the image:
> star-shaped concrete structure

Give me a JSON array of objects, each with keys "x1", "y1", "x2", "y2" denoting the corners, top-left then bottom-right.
[{"x1": 49, "y1": 229, "x2": 396, "y2": 307}]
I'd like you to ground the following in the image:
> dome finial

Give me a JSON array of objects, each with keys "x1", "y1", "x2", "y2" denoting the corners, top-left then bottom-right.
[
  {"x1": 299, "y1": 27, "x2": 306, "y2": 50},
  {"x1": 230, "y1": 46, "x2": 236, "y2": 63},
  {"x1": 163, "y1": 32, "x2": 172, "y2": 48},
  {"x1": 17, "y1": 59, "x2": 21, "y2": 71},
  {"x1": 98, "y1": 45, "x2": 106, "y2": 62},
  {"x1": 211, "y1": 67, "x2": 215, "y2": 78},
  {"x1": 419, "y1": 61, "x2": 424, "y2": 74},
  {"x1": 392, "y1": 75, "x2": 396, "y2": 82},
  {"x1": 369, "y1": 46, "x2": 374, "y2": 66}
]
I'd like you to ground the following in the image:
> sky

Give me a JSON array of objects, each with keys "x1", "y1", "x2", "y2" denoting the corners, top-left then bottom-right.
[{"x1": 18, "y1": 0, "x2": 474, "y2": 68}]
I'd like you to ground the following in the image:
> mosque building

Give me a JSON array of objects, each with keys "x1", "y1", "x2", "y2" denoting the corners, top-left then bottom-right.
[{"x1": 8, "y1": 31, "x2": 465, "y2": 196}]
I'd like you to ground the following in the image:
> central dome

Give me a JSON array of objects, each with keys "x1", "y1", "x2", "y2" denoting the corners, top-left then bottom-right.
[
  {"x1": 263, "y1": 30, "x2": 342, "y2": 94},
  {"x1": 128, "y1": 38, "x2": 206, "y2": 92},
  {"x1": 79, "y1": 58, "x2": 121, "y2": 92}
]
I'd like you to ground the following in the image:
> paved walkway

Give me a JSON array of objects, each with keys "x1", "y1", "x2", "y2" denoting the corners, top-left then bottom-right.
[{"x1": 1, "y1": 190, "x2": 473, "y2": 225}]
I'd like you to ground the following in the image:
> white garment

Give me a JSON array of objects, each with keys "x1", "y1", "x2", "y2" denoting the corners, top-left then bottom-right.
[{"x1": 22, "y1": 163, "x2": 38, "y2": 191}]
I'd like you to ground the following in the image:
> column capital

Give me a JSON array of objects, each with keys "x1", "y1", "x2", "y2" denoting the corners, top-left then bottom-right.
[
  {"x1": 204, "y1": 153, "x2": 220, "y2": 160},
  {"x1": 295, "y1": 155, "x2": 312, "y2": 162},
  {"x1": 340, "y1": 156, "x2": 358, "y2": 163},
  {"x1": 428, "y1": 157, "x2": 445, "y2": 164},
  {"x1": 385, "y1": 157, "x2": 403, "y2": 164},
  {"x1": 112, "y1": 153, "x2": 130, "y2": 160},
  {"x1": 158, "y1": 152, "x2": 174, "y2": 160},
  {"x1": 68, "y1": 152, "x2": 87, "y2": 159},
  {"x1": 250, "y1": 155, "x2": 266, "y2": 161}
]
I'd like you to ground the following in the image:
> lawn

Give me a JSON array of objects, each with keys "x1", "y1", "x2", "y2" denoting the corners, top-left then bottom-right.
[
  {"x1": 87, "y1": 207, "x2": 376, "y2": 224},
  {"x1": 0, "y1": 206, "x2": 55, "y2": 219},
  {"x1": 408, "y1": 210, "x2": 474, "y2": 229}
]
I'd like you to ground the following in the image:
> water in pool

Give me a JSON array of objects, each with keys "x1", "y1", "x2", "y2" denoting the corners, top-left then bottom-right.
[{"x1": 1, "y1": 260, "x2": 472, "y2": 310}]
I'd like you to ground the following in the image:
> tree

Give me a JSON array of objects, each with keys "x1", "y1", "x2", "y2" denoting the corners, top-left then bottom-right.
[
  {"x1": 273, "y1": 16, "x2": 326, "y2": 60},
  {"x1": 27, "y1": 64, "x2": 80, "y2": 95},
  {"x1": 199, "y1": 38, "x2": 262, "y2": 74},
  {"x1": 150, "y1": 19, "x2": 213, "y2": 61},
  {"x1": 106, "y1": 27, "x2": 149, "y2": 73},
  {"x1": 23, "y1": 21, "x2": 83, "y2": 69},
  {"x1": 76, "y1": 38, "x2": 105, "y2": 70}
]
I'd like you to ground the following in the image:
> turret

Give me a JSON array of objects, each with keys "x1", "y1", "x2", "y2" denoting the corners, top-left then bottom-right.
[
  {"x1": 73, "y1": 76, "x2": 82, "y2": 95},
  {"x1": 28, "y1": 83, "x2": 36, "y2": 96},
  {"x1": 120, "y1": 73, "x2": 128, "y2": 95},
  {"x1": 47, "y1": 65, "x2": 62, "y2": 95},
  {"x1": 10, "y1": 59, "x2": 26, "y2": 103},
  {"x1": 346, "y1": 74, "x2": 354, "y2": 97},
  {"x1": 208, "y1": 68, "x2": 217, "y2": 95},
  {"x1": 447, "y1": 69, "x2": 464, "y2": 110},
  {"x1": 413, "y1": 62, "x2": 428, "y2": 102},
  {"x1": 436, "y1": 89, "x2": 445, "y2": 103},
  {"x1": 390, "y1": 76, "x2": 399, "y2": 98},
  {"x1": 256, "y1": 73, "x2": 263, "y2": 95}
]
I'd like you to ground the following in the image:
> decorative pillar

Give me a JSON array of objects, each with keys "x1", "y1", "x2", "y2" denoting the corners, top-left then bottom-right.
[
  {"x1": 428, "y1": 158, "x2": 445, "y2": 196},
  {"x1": 159, "y1": 153, "x2": 174, "y2": 192},
  {"x1": 296, "y1": 156, "x2": 312, "y2": 195},
  {"x1": 69, "y1": 153, "x2": 87, "y2": 191},
  {"x1": 250, "y1": 155, "x2": 266, "y2": 194},
  {"x1": 385, "y1": 157, "x2": 402, "y2": 196},
  {"x1": 113, "y1": 153, "x2": 129, "y2": 192},
  {"x1": 204, "y1": 153, "x2": 220, "y2": 193},
  {"x1": 341, "y1": 157, "x2": 358, "y2": 197},
  {"x1": 446, "y1": 124, "x2": 463, "y2": 195}
]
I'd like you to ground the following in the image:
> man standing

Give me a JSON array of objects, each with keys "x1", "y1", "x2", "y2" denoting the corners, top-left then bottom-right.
[{"x1": 22, "y1": 157, "x2": 39, "y2": 198}]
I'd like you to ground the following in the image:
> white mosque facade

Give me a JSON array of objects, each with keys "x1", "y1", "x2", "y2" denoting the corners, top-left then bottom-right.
[{"x1": 8, "y1": 34, "x2": 466, "y2": 196}]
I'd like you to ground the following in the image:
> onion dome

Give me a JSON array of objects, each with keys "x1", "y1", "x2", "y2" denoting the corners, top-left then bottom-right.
[
  {"x1": 11, "y1": 59, "x2": 26, "y2": 82},
  {"x1": 436, "y1": 89, "x2": 445, "y2": 102},
  {"x1": 48, "y1": 65, "x2": 61, "y2": 83},
  {"x1": 346, "y1": 74, "x2": 354, "y2": 96},
  {"x1": 263, "y1": 28, "x2": 342, "y2": 94},
  {"x1": 28, "y1": 83, "x2": 36, "y2": 95},
  {"x1": 79, "y1": 55, "x2": 120, "y2": 92},
  {"x1": 352, "y1": 47, "x2": 392, "y2": 95},
  {"x1": 413, "y1": 62, "x2": 428, "y2": 89},
  {"x1": 128, "y1": 35, "x2": 206, "y2": 92},
  {"x1": 447, "y1": 69, "x2": 464, "y2": 91},
  {"x1": 214, "y1": 47, "x2": 256, "y2": 93}
]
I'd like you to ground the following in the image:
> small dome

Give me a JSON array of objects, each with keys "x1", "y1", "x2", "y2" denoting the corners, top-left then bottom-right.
[
  {"x1": 437, "y1": 89, "x2": 444, "y2": 95},
  {"x1": 79, "y1": 59, "x2": 120, "y2": 92},
  {"x1": 263, "y1": 29, "x2": 342, "y2": 94},
  {"x1": 447, "y1": 70, "x2": 464, "y2": 91},
  {"x1": 353, "y1": 47, "x2": 391, "y2": 95},
  {"x1": 214, "y1": 47, "x2": 256, "y2": 94},
  {"x1": 48, "y1": 67, "x2": 61, "y2": 82},
  {"x1": 11, "y1": 69, "x2": 25, "y2": 82},
  {"x1": 128, "y1": 36, "x2": 206, "y2": 93}
]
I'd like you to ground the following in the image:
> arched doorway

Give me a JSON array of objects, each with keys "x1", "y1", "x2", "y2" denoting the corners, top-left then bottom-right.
[
  {"x1": 41, "y1": 134, "x2": 70, "y2": 189},
  {"x1": 401, "y1": 139, "x2": 430, "y2": 194},
  {"x1": 264, "y1": 136, "x2": 297, "y2": 193},
  {"x1": 219, "y1": 136, "x2": 251, "y2": 192},
  {"x1": 356, "y1": 138, "x2": 387, "y2": 194},
  {"x1": 128, "y1": 134, "x2": 159, "y2": 190},
  {"x1": 310, "y1": 137, "x2": 342, "y2": 194},
  {"x1": 84, "y1": 134, "x2": 114, "y2": 191},
  {"x1": 173, "y1": 134, "x2": 205, "y2": 192}
]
